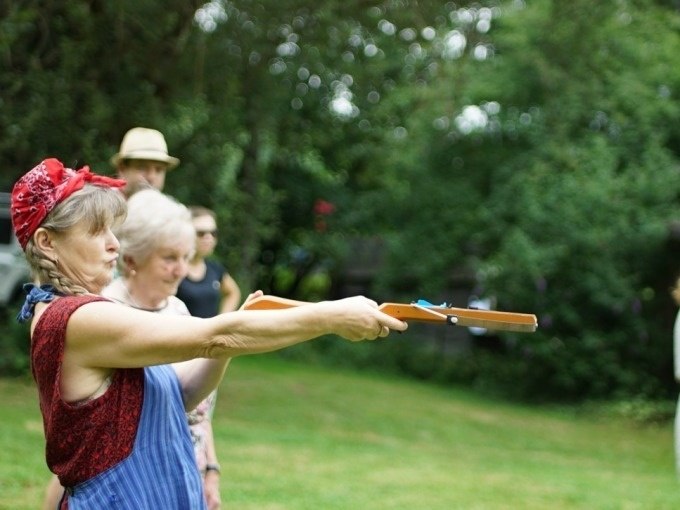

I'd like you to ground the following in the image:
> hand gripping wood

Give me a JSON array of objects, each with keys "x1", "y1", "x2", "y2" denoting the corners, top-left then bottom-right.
[{"x1": 243, "y1": 295, "x2": 538, "y2": 333}]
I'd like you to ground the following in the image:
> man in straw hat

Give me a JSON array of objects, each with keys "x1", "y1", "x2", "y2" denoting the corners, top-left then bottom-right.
[{"x1": 111, "y1": 127, "x2": 180, "y2": 196}]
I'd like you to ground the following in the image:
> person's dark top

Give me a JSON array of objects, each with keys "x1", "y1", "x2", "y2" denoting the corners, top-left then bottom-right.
[{"x1": 176, "y1": 259, "x2": 226, "y2": 318}]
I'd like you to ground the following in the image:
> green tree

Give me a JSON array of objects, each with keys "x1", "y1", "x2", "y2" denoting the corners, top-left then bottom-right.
[
  {"x1": 370, "y1": 0, "x2": 680, "y2": 399},
  {"x1": 0, "y1": 0, "x2": 204, "y2": 188}
]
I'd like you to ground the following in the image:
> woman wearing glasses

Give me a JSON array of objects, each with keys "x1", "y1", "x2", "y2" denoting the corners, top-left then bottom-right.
[{"x1": 177, "y1": 206, "x2": 241, "y2": 318}]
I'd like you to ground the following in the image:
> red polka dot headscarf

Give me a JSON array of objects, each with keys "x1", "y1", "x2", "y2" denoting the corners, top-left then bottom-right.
[{"x1": 11, "y1": 158, "x2": 126, "y2": 249}]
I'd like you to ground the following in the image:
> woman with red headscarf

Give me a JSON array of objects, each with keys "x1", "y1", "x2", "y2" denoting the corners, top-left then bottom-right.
[{"x1": 12, "y1": 159, "x2": 406, "y2": 509}]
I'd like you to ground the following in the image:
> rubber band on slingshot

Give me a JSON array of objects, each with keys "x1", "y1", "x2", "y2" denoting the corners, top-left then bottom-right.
[{"x1": 411, "y1": 303, "x2": 458, "y2": 325}]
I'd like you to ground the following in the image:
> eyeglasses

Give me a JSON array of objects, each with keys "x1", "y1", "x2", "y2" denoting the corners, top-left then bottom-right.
[{"x1": 196, "y1": 230, "x2": 218, "y2": 238}]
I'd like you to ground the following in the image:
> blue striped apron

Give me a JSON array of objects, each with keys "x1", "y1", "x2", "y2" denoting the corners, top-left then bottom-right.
[{"x1": 63, "y1": 365, "x2": 206, "y2": 509}]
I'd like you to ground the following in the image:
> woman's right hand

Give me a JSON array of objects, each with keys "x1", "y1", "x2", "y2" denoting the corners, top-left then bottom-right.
[{"x1": 320, "y1": 296, "x2": 408, "y2": 341}]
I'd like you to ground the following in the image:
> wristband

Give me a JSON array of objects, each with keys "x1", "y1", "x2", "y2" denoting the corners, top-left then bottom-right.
[{"x1": 206, "y1": 463, "x2": 221, "y2": 474}]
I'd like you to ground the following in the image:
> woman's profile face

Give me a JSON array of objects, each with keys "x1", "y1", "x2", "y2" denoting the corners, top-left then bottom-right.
[{"x1": 51, "y1": 222, "x2": 121, "y2": 294}]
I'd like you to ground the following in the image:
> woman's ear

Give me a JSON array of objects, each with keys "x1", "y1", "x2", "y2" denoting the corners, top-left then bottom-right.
[
  {"x1": 123, "y1": 255, "x2": 136, "y2": 274},
  {"x1": 33, "y1": 228, "x2": 56, "y2": 257}
]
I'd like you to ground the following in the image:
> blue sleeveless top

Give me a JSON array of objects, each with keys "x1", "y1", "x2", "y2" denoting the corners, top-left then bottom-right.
[{"x1": 65, "y1": 365, "x2": 207, "y2": 509}]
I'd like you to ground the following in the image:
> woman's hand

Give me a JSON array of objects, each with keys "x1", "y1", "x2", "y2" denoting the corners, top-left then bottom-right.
[
  {"x1": 320, "y1": 296, "x2": 408, "y2": 341},
  {"x1": 239, "y1": 290, "x2": 264, "y2": 310}
]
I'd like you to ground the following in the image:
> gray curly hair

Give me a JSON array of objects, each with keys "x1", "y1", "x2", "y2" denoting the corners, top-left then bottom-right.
[{"x1": 114, "y1": 188, "x2": 194, "y2": 276}]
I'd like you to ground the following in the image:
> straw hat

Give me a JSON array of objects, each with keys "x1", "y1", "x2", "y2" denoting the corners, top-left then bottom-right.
[{"x1": 110, "y1": 127, "x2": 180, "y2": 169}]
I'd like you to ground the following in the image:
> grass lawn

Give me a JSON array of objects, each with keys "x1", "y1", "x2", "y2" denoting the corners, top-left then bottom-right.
[{"x1": 0, "y1": 354, "x2": 678, "y2": 509}]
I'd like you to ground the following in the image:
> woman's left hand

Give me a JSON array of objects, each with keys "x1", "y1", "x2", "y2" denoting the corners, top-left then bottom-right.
[{"x1": 239, "y1": 290, "x2": 264, "y2": 310}]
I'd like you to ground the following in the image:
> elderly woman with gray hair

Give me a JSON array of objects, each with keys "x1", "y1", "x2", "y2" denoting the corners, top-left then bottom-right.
[
  {"x1": 105, "y1": 188, "x2": 196, "y2": 314},
  {"x1": 105, "y1": 189, "x2": 223, "y2": 509},
  {"x1": 16, "y1": 158, "x2": 407, "y2": 510}
]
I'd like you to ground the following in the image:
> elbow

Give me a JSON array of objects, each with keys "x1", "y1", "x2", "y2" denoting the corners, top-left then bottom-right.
[{"x1": 202, "y1": 335, "x2": 247, "y2": 358}]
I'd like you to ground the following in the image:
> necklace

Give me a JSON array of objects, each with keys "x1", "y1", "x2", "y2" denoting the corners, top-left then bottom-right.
[{"x1": 122, "y1": 279, "x2": 168, "y2": 312}]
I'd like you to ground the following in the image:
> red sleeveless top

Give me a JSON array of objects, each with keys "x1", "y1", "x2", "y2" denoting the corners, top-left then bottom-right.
[{"x1": 31, "y1": 295, "x2": 145, "y2": 487}]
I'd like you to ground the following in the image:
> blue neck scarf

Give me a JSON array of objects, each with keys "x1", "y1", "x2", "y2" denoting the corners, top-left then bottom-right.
[{"x1": 17, "y1": 283, "x2": 63, "y2": 323}]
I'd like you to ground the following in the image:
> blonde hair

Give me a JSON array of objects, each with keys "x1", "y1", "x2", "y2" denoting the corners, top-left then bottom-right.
[
  {"x1": 24, "y1": 185, "x2": 127, "y2": 295},
  {"x1": 115, "y1": 189, "x2": 194, "y2": 276},
  {"x1": 188, "y1": 205, "x2": 216, "y2": 220}
]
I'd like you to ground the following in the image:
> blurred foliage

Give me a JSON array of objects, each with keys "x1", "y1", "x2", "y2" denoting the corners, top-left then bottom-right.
[
  {"x1": 0, "y1": 306, "x2": 30, "y2": 376},
  {"x1": 1, "y1": 0, "x2": 680, "y2": 402},
  {"x1": 371, "y1": 0, "x2": 680, "y2": 400}
]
